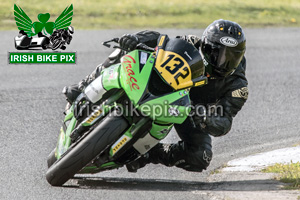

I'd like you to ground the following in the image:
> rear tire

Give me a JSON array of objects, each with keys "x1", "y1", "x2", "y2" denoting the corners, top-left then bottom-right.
[
  {"x1": 41, "y1": 37, "x2": 50, "y2": 50},
  {"x1": 46, "y1": 110, "x2": 129, "y2": 186}
]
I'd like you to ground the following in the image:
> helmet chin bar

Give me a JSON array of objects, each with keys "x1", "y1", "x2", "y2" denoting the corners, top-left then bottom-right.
[
  {"x1": 200, "y1": 50, "x2": 214, "y2": 77},
  {"x1": 204, "y1": 61, "x2": 236, "y2": 78}
]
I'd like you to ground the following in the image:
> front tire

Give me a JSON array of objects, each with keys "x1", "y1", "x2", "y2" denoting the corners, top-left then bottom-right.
[
  {"x1": 51, "y1": 39, "x2": 62, "y2": 50},
  {"x1": 47, "y1": 148, "x2": 57, "y2": 168},
  {"x1": 46, "y1": 110, "x2": 129, "y2": 186}
]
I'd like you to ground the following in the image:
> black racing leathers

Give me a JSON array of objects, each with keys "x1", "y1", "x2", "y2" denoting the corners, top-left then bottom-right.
[
  {"x1": 130, "y1": 30, "x2": 248, "y2": 137},
  {"x1": 141, "y1": 56, "x2": 248, "y2": 172},
  {"x1": 65, "y1": 30, "x2": 248, "y2": 172}
]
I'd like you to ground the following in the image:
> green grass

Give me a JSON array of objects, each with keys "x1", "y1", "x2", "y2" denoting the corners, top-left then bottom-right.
[
  {"x1": 262, "y1": 162, "x2": 300, "y2": 190},
  {"x1": 210, "y1": 163, "x2": 228, "y2": 175},
  {"x1": 210, "y1": 169, "x2": 222, "y2": 175},
  {"x1": 2, "y1": 0, "x2": 300, "y2": 30}
]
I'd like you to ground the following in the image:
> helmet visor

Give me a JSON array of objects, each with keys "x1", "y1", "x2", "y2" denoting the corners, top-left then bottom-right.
[{"x1": 201, "y1": 39, "x2": 245, "y2": 77}]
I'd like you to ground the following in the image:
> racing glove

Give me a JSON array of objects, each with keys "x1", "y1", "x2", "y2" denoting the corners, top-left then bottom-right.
[
  {"x1": 177, "y1": 35, "x2": 202, "y2": 49},
  {"x1": 119, "y1": 34, "x2": 139, "y2": 51}
]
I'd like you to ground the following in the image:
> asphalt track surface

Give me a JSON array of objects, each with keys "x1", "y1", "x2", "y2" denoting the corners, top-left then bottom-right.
[{"x1": 1, "y1": 28, "x2": 300, "y2": 200}]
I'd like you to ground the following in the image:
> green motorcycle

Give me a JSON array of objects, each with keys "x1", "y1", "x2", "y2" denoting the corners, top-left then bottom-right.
[{"x1": 46, "y1": 34, "x2": 208, "y2": 186}]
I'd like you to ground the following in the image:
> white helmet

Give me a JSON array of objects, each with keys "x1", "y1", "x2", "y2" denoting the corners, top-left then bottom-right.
[{"x1": 68, "y1": 26, "x2": 74, "y2": 34}]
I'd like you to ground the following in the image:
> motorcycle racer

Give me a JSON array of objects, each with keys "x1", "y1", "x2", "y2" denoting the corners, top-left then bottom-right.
[
  {"x1": 63, "y1": 19, "x2": 248, "y2": 173},
  {"x1": 50, "y1": 26, "x2": 74, "y2": 50}
]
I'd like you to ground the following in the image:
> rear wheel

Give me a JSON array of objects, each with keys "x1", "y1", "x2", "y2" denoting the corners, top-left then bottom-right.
[
  {"x1": 46, "y1": 110, "x2": 129, "y2": 186},
  {"x1": 41, "y1": 37, "x2": 50, "y2": 50}
]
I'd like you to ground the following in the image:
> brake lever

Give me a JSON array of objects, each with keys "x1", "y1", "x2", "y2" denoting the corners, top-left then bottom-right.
[
  {"x1": 102, "y1": 37, "x2": 119, "y2": 48},
  {"x1": 102, "y1": 42, "x2": 111, "y2": 48},
  {"x1": 103, "y1": 38, "x2": 154, "y2": 52}
]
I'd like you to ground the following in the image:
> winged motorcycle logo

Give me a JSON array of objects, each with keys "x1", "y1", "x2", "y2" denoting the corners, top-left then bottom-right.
[{"x1": 14, "y1": 4, "x2": 74, "y2": 51}]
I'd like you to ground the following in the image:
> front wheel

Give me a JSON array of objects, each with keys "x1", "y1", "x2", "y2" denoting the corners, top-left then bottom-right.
[
  {"x1": 47, "y1": 148, "x2": 57, "y2": 168},
  {"x1": 51, "y1": 39, "x2": 62, "y2": 50},
  {"x1": 46, "y1": 110, "x2": 129, "y2": 186}
]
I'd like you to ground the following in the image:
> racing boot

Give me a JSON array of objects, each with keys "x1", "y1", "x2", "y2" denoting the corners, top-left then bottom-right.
[
  {"x1": 62, "y1": 84, "x2": 81, "y2": 103},
  {"x1": 126, "y1": 141, "x2": 212, "y2": 172},
  {"x1": 125, "y1": 142, "x2": 186, "y2": 172},
  {"x1": 62, "y1": 64, "x2": 104, "y2": 103}
]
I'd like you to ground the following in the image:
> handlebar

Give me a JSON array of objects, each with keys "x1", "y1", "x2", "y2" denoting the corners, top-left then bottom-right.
[
  {"x1": 136, "y1": 43, "x2": 155, "y2": 52},
  {"x1": 102, "y1": 38, "x2": 155, "y2": 52}
]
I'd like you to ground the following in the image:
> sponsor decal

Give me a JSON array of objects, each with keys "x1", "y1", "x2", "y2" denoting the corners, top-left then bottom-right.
[
  {"x1": 60, "y1": 128, "x2": 65, "y2": 141},
  {"x1": 158, "y1": 128, "x2": 170, "y2": 135},
  {"x1": 163, "y1": 143, "x2": 171, "y2": 153},
  {"x1": 108, "y1": 68, "x2": 114, "y2": 80},
  {"x1": 140, "y1": 52, "x2": 148, "y2": 64},
  {"x1": 195, "y1": 80, "x2": 206, "y2": 87},
  {"x1": 203, "y1": 58, "x2": 209, "y2": 66},
  {"x1": 184, "y1": 51, "x2": 192, "y2": 60},
  {"x1": 86, "y1": 109, "x2": 102, "y2": 124},
  {"x1": 168, "y1": 107, "x2": 180, "y2": 116},
  {"x1": 220, "y1": 36, "x2": 238, "y2": 47},
  {"x1": 122, "y1": 55, "x2": 140, "y2": 91},
  {"x1": 112, "y1": 135, "x2": 130, "y2": 154},
  {"x1": 232, "y1": 87, "x2": 248, "y2": 100},
  {"x1": 58, "y1": 128, "x2": 66, "y2": 156},
  {"x1": 144, "y1": 145, "x2": 151, "y2": 150},
  {"x1": 158, "y1": 35, "x2": 166, "y2": 47},
  {"x1": 203, "y1": 150, "x2": 212, "y2": 163}
]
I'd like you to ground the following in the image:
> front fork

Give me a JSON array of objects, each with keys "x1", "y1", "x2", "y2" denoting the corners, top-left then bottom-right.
[
  {"x1": 107, "y1": 116, "x2": 174, "y2": 165},
  {"x1": 55, "y1": 89, "x2": 125, "y2": 160}
]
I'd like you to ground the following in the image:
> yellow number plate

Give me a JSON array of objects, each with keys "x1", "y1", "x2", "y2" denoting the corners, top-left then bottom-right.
[{"x1": 155, "y1": 49, "x2": 193, "y2": 90}]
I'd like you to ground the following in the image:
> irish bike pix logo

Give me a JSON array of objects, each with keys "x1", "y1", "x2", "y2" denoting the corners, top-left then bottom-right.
[{"x1": 9, "y1": 4, "x2": 76, "y2": 64}]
